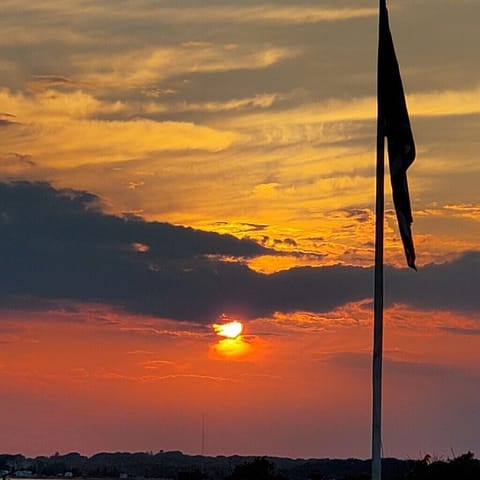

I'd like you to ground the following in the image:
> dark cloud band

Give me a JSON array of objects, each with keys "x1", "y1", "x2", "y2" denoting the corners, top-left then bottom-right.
[{"x1": 1, "y1": 181, "x2": 478, "y2": 323}]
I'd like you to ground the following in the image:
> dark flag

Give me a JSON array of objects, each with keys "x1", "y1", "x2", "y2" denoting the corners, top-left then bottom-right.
[{"x1": 379, "y1": 2, "x2": 416, "y2": 269}]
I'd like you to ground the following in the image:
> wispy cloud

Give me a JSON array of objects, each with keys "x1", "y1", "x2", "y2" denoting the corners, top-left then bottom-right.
[
  {"x1": 130, "y1": 5, "x2": 378, "y2": 25},
  {"x1": 0, "y1": 88, "x2": 238, "y2": 167},
  {"x1": 74, "y1": 44, "x2": 296, "y2": 90},
  {"x1": 323, "y1": 351, "x2": 476, "y2": 379},
  {"x1": 1, "y1": 2, "x2": 377, "y2": 25},
  {"x1": 226, "y1": 84, "x2": 480, "y2": 138}
]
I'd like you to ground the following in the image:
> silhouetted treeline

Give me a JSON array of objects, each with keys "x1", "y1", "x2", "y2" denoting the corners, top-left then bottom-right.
[{"x1": 1, "y1": 450, "x2": 479, "y2": 480}]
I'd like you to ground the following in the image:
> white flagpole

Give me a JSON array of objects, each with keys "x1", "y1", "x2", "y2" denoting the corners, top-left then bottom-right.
[{"x1": 372, "y1": 1, "x2": 385, "y2": 479}]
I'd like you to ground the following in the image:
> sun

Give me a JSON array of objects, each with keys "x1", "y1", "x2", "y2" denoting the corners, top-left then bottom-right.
[{"x1": 213, "y1": 320, "x2": 244, "y2": 339}]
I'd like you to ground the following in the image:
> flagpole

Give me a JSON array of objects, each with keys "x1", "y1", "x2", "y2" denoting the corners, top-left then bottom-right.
[{"x1": 372, "y1": 1, "x2": 385, "y2": 479}]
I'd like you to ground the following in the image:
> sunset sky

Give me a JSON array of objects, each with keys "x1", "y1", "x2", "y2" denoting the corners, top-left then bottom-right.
[{"x1": 1, "y1": 0, "x2": 480, "y2": 460}]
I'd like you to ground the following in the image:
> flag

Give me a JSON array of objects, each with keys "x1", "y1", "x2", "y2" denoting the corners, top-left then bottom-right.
[{"x1": 378, "y1": 1, "x2": 416, "y2": 270}]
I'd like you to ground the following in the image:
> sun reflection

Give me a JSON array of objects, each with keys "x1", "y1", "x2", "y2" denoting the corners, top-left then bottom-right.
[{"x1": 212, "y1": 337, "x2": 251, "y2": 357}]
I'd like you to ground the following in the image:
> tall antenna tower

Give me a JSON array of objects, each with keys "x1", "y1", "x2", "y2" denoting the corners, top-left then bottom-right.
[{"x1": 201, "y1": 414, "x2": 206, "y2": 456}]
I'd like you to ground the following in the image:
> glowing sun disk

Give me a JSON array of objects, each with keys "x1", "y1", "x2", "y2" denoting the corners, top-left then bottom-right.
[{"x1": 213, "y1": 320, "x2": 243, "y2": 338}]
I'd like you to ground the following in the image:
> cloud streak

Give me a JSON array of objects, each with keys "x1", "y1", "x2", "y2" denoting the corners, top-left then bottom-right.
[{"x1": 1, "y1": 2, "x2": 377, "y2": 26}]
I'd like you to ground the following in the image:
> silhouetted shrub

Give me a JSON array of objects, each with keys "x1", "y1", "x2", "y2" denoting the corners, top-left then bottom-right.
[
  {"x1": 407, "y1": 451, "x2": 480, "y2": 480},
  {"x1": 177, "y1": 469, "x2": 208, "y2": 480},
  {"x1": 226, "y1": 457, "x2": 288, "y2": 480}
]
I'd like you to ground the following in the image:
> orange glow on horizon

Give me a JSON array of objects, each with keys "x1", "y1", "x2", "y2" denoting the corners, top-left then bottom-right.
[{"x1": 1, "y1": 301, "x2": 480, "y2": 457}]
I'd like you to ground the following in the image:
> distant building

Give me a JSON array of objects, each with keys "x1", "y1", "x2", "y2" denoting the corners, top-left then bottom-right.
[{"x1": 64, "y1": 473, "x2": 73, "y2": 478}]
